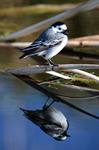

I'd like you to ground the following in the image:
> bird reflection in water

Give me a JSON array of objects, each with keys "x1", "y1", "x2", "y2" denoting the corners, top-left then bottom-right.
[{"x1": 20, "y1": 105, "x2": 70, "y2": 141}]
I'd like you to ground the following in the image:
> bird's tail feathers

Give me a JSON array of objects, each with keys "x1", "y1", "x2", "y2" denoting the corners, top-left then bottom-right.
[
  {"x1": 20, "y1": 107, "x2": 44, "y2": 125},
  {"x1": 20, "y1": 107, "x2": 29, "y2": 113},
  {"x1": 19, "y1": 54, "x2": 28, "y2": 59},
  {"x1": 19, "y1": 52, "x2": 36, "y2": 59}
]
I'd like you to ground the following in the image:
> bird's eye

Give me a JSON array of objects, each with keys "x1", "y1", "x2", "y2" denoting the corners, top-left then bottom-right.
[{"x1": 58, "y1": 27, "x2": 62, "y2": 30}]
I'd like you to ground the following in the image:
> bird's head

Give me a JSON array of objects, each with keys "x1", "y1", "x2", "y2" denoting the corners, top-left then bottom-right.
[
  {"x1": 54, "y1": 131, "x2": 70, "y2": 141},
  {"x1": 51, "y1": 21, "x2": 69, "y2": 35}
]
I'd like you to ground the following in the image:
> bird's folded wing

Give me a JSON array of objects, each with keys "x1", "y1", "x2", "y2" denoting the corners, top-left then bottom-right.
[
  {"x1": 43, "y1": 37, "x2": 63, "y2": 46},
  {"x1": 22, "y1": 40, "x2": 42, "y2": 52},
  {"x1": 21, "y1": 37, "x2": 63, "y2": 54},
  {"x1": 42, "y1": 124, "x2": 62, "y2": 134}
]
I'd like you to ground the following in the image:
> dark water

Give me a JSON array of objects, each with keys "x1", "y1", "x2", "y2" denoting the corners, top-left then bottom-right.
[{"x1": 0, "y1": 73, "x2": 99, "y2": 150}]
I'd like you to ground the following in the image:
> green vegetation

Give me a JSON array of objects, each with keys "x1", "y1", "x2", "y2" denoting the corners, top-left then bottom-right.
[{"x1": 47, "y1": 76, "x2": 99, "y2": 90}]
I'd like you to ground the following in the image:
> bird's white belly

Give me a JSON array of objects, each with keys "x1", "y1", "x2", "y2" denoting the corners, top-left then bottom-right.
[{"x1": 45, "y1": 36, "x2": 68, "y2": 59}]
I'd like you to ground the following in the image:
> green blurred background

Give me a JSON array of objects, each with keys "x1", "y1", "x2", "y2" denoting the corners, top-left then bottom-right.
[{"x1": 0, "y1": 0, "x2": 96, "y2": 38}]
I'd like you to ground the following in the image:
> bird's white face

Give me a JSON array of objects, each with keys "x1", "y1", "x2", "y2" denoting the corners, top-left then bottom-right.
[
  {"x1": 52, "y1": 24, "x2": 67, "y2": 33},
  {"x1": 54, "y1": 135, "x2": 67, "y2": 141},
  {"x1": 60, "y1": 135, "x2": 67, "y2": 140}
]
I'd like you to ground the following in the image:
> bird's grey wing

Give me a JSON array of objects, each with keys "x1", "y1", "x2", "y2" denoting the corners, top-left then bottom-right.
[
  {"x1": 21, "y1": 108, "x2": 62, "y2": 127},
  {"x1": 19, "y1": 31, "x2": 64, "y2": 59},
  {"x1": 42, "y1": 37, "x2": 64, "y2": 47},
  {"x1": 20, "y1": 108, "x2": 48, "y2": 126},
  {"x1": 22, "y1": 36, "x2": 63, "y2": 52},
  {"x1": 41, "y1": 124, "x2": 63, "y2": 136},
  {"x1": 31, "y1": 37, "x2": 63, "y2": 54},
  {"x1": 22, "y1": 40, "x2": 43, "y2": 52},
  {"x1": 19, "y1": 41, "x2": 48, "y2": 59},
  {"x1": 20, "y1": 38, "x2": 63, "y2": 59}
]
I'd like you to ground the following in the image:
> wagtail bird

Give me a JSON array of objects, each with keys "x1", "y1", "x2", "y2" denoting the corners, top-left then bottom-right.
[
  {"x1": 19, "y1": 21, "x2": 68, "y2": 65},
  {"x1": 20, "y1": 107, "x2": 70, "y2": 141}
]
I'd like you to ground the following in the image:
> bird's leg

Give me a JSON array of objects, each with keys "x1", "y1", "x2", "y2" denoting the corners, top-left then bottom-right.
[
  {"x1": 47, "y1": 59, "x2": 55, "y2": 66},
  {"x1": 47, "y1": 59, "x2": 59, "y2": 66},
  {"x1": 43, "y1": 97, "x2": 55, "y2": 109}
]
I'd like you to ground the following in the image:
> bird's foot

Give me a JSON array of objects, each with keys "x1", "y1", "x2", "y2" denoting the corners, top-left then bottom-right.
[{"x1": 43, "y1": 98, "x2": 55, "y2": 110}]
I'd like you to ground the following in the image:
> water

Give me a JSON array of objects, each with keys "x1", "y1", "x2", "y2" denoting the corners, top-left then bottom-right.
[{"x1": 0, "y1": 73, "x2": 99, "y2": 150}]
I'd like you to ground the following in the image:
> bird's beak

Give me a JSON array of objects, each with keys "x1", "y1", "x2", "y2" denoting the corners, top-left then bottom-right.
[
  {"x1": 64, "y1": 131, "x2": 70, "y2": 137},
  {"x1": 67, "y1": 134, "x2": 71, "y2": 137},
  {"x1": 64, "y1": 29, "x2": 69, "y2": 35}
]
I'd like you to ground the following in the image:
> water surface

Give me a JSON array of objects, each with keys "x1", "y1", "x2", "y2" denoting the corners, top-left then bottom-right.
[{"x1": 0, "y1": 73, "x2": 99, "y2": 150}]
